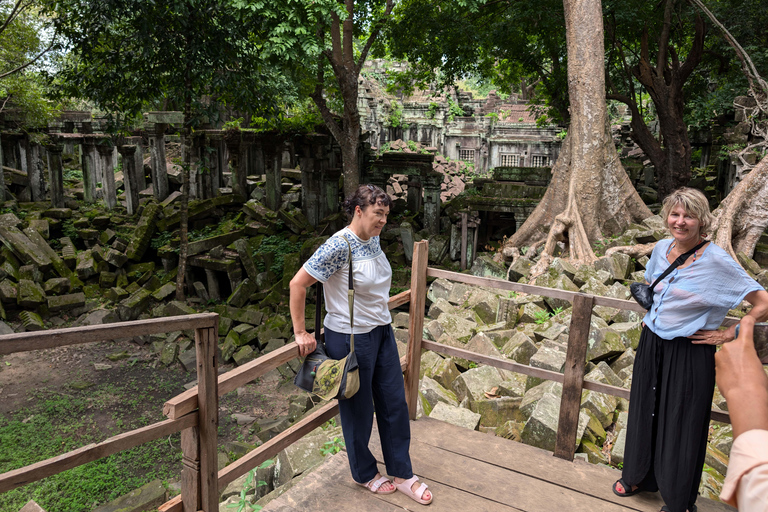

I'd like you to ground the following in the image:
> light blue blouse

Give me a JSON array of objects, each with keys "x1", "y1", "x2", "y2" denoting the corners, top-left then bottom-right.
[{"x1": 643, "y1": 238, "x2": 763, "y2": 339}]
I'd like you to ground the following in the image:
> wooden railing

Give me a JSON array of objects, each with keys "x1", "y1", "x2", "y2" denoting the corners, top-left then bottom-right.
[
  {"x1": 0, "y1": 241, "x2": 735, "y2": 511},
  {"x1": 402, "y1": 240, "x2": 732, "y2": 462}
]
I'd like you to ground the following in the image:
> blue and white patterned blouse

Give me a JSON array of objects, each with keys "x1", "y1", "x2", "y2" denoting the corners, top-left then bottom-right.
[
  {"x1": 303, "y1": 227, "x2": 392, "y2": 334},
  {"x1": 643, "y1": 238, "x2": 763, "y2": 339}
]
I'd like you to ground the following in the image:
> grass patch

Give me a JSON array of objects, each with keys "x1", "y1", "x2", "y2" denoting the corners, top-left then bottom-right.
[{"x1": 0, "y1": 369, "x2": 184, "y2": 511}]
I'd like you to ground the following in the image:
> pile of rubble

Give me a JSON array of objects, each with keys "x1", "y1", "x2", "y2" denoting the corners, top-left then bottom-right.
[{"x1": 382, "y1": 140, "x2": 469, "y2": 202}]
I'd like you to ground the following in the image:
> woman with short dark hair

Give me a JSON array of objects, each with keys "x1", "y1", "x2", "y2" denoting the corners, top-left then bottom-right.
[{"x1": 290, "y1": 184, "x2": 433, "y2": 505}]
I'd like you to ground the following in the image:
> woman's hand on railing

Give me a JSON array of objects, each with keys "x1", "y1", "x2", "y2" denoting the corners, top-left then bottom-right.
[{"x1": 295, "y1": 331, "x2": 317, "y2": 357}]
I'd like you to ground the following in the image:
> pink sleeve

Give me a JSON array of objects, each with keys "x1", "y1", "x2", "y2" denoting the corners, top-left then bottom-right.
[{"x1": 721, "y1": 429, "x2": 768, "y2": 511}]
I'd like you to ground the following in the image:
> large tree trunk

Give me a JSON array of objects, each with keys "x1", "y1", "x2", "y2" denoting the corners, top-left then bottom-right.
[
  {"x1": 503, "y1": 0, "x2": 651, "y2": 266},
  {"x1": 711, "y1": 154, "x2": 768, "y2": 260}
]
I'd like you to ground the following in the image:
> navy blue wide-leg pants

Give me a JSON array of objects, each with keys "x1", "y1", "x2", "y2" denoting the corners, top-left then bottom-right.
[{"x1": 324, "y1": 324, "x2": 413, "y2": 483}]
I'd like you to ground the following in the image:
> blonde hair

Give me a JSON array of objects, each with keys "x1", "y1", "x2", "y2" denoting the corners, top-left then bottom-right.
[{"x1": 661, "y1": 187, "x2": 715, "y2": 237}]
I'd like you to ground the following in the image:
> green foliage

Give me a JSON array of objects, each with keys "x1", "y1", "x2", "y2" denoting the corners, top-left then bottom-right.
[
  {"x1": 446, "y1": 95, "x2": 465, "y2": 122},
  {"x1": 426, "y1": 101, "x2": 439, "y2": 119},
  {"x1": 387, "y1": 100, "x2": 404, "y2": 128},
  {"x1": 320, "y1": 437, "x2": 345, "y2": 456},
  {"x1": 0, "y1": 388, "x2": 181, "y2": 512},
  {"x1": 0, "y1": 2, "x2": 59, "y2": 128},
  {"x1": 251, "y1": 235, "x2": 302, "y2": 277},
  {"x1": 226, "y1": 460, "x2": 274, "y2": 512},
  {"x1": 533, "y1": 310, "x2": 551, "y2": 324},
  {"x1": 485, "y1": 111, "x2": 499, "y2": 122}
]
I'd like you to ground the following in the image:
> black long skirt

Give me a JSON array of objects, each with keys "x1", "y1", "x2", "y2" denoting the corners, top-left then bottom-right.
[{"x1": 621, "y1": 326, "x2": 716, "y2": 512}]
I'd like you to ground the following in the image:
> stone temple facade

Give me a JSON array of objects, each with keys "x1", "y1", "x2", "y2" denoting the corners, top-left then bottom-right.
[{"x1": 357, "y1": 60, "x2": 562, "y2": 176}]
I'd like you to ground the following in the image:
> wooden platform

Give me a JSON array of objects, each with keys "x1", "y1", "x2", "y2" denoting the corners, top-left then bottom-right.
[{"x1": 262, "y1": 417, "x2": 735, "y2": 512}]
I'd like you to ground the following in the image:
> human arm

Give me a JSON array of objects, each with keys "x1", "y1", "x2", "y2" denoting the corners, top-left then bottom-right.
[
  {"x1": 716, "y1": 316, "x2": 768, "y2": 510},
  {"x1": 691, "y1": 289, "x2": 768, "y2": 345},
  {"x1": 289, "y1": 267, "x2": 318, "y2": 357},
  {"x1": 715, "y1": 316, "x2": 768, "y2": 437}
]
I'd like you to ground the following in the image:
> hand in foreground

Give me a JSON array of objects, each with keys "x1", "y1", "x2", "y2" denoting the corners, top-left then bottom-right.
[
  {"x1": 715, "y1": 317, "x2": 768, "y2": 400},
  {"x1": 295, "y1": 330, "x2": 317, "y2": 357},
  {"x1": 690, "y1": 328, "x2": 731, "y2": 345}
]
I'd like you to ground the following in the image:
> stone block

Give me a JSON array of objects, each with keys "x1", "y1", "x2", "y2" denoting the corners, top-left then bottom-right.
[
  {"x1": 160, "y1": 342, "x2": 179, "y2": 366},
  {"x1": 520, "y1": 381, "x2": 563, "y2": 418},
  {"x1": 611, "y1": 322, "x2": 642, "y2": 349},
  {"x1": 500, "y1": 332, "x2": 537, "y2": 364},
  {"x1": 105, "y1": 248, "x2": 128, "y2": 268},
  {"x1": 610, "y1": 427, "x2": 627, "y2": 465},
  {"x1": 0, "y1": 279, "x2": 17, "y2": 303},
  {"x1": 47, "y1": 292, "x2": 85, "y2": 313},
  {"x1": 527, "y1": 346, "x2": 566, "y2": 388},
  {"x1": 469, "y1": 254, "x2": 507, "y2": 279},
  {"x1": 584, "y1": 361, "x2": 623, "y2": 388},
  {"x1": 533, "y1": 322, "x2": 568, "y2": 343},
  {"x1": 580, "y1": 388, "x2": 618, "y2": 428},
  {"x1": 497, "y1": 373, "x2": 528, "y2": 398},
  {"x1": 470, "y1": 397, "x2": 525, "y2": 426},
  {"x1": 428, "y1": 401, "x2": 481, "y2": 430},
  {"x1": 91, "y1": 479, "x2": 166, "y2": 512},
  {"x1": 522, "y1": 393, "x2": 587, "y2": 452},
  {"x1": 437, "y1": 312, "x2": 477, "y2": 343},
  {"x1": 579, "y1": 440, "x2": 608, "y2": 465},
  {"x1": 595, "y1": 252, "x2": 633, "y2": 281},
  {"x1": 736, "y1": 251, "x2": 762, "y2": 276},
  {"x1": 20, "y1": 310, "x2": 45, "y2": 331},
  {"x1": 18, "y1": 500, "x2": 47, "y2": 512},
  {"x1": 551, "y1": 258, "x2": 578, "y2": 281},
  {"x1": 117, "y1": 288, "x2": 152, "y2": 321},
  {"x1": 419, "y1": 376, "x2": 459, "y2": 415},
  {"x1": 152, "y1": 282, "x2": 176, "y2": 301},
  {"x1": 44, "y1": 277, "x2": 70, "y2": 295},
  {"x1": 228, "y1": 278, "x2": 258, "y2": 308},
  {"x1": 580, "y1": 410, "x2": 607, "y2": 445},
  {"x1": 466, "y1": 289, "x2": 501, "y2": 324},
  {"x1": 544, "y1": 274, "x2": 579, "y2": 311},
  {"x1": 76, "y1": 251, "x2": 97, "y2": 280},
  {"x1": 447, "y1": 282, "x2": 473, "y2": 305},
  {"x1": 507, "y1": 257, "x2": 533, "y2": 281},
  {"x1": 274, "y1": 426, "x2": 342, "y2": 486},
  {"x1": 423, "y1": 357, "x2": 461, "y2": 390},
  {"x1": 427, "y1": 277, "x2": 453, "y2": 304},
  {"x1": 126, "y1": 202, "x2": 159, "y2": 261},
  {"x1": 587, "y1": 328, "x2": 626, "y2": 362},
  {"x1": 99, "y1": 271, "x2": 117, "y2": 288},
  {"x1": 452, "y1": 365, "x2": 505, "y2": 402},
  {"x1": 17, "y1": 279, "x2": 46, "y2": 308},
  {"x1": 233, "y1": 345, "x2": 257, "y2": 365}
]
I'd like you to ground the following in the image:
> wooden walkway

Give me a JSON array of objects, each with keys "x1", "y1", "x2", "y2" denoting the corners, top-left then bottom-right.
[{"x1": 262, "y1": 417, "x2": 735, "y2": 512}]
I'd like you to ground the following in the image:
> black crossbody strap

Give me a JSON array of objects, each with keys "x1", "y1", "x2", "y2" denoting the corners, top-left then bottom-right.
[
  {"x1": 314, "y1": 235, "x2": 355, "y2": 353},
  {"x1": 649, "y1": 240, "x2": 708, "y2": 292}
]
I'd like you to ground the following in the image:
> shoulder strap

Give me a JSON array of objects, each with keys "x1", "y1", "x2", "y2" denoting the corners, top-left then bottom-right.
[
  {"x1": 314, "y1": 235, "x2": 356, "y2": 353},
  {"x1": 340, "y1": 236, "x2": 355, "y2": 353},
  {"x1": 649, "y1": 240, "x2": 708, "y2": 291}
]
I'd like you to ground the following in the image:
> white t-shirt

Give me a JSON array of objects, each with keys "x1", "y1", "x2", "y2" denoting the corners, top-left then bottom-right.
[{"x1": 302, "y1": 227, "x2": 392, "y2": 334}]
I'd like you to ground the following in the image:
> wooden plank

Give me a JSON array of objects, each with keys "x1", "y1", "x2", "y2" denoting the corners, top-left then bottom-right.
[
  {"x1": 180, "y1": 427, "x2": 200, "y2": 512},
  {"x1": 218, "y1": 401, "x2": 339, "y2": 488},
  {"x1": 0, "y1": 413, "x2": 197, "y2": 493},
  {"x1": 157, "y1": 495, "x2": 182, "y2": 512},
  {"x1": 195, "y1": 326, "x2": 219, "y2": 512},
  {"x1": 401, "y1": 434, "x2": 634, "y2": 511},
  {"x1": 0, "y1": 313, "x2": 218, "y2": 356},
  {"x1": 426, "y1": 267, "x2": 648, "y2": 313},
  {"x1": 264, "y1": 451, "x2": 524, "y2": 512},
  {"x1": 164, "y1": 342, "x2": 299, "y2": 419},
  {"x1": 387, "y1": 289, "x2": 410, "y2": 310},
  {"x1": 555, "y1": 294, "x2": 594, "y2": 461},
  {"x1": 406, "y1": 418, "x2": 734, "y2": 512},
  {"x1": 405, "y1": 240, "x2": 429, "y2": 420}
]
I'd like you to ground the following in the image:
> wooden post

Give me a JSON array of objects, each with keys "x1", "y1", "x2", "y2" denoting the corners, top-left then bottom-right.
[
  {"x1": 180, "y1": 426, "x2": 201, "y2": 512},
  {"x1": 460, "y1": 210, "x2": 468, "y2": 271},
  {"x1": 195, "y1": 324, "x2": 219, "y2": 511},
  {"x1": 554, "y1": 293, "x2": 594, "y2": 461},
  {"x1": 404, "y1": 240, "x2": 429, "y2": 420}
]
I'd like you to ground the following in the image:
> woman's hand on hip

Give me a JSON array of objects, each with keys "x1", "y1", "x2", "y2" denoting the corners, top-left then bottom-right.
[
  {"x1": 295, "y1": 331, "x2": 317, "y2": 357},
  {"x1": 690, "y1": 329, "x2": 730, "y2": 345}
]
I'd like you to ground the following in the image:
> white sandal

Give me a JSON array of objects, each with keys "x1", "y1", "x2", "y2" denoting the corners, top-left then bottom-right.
[
  {"x1": 395, "y1": 475, "x2": 433, "y2": 505},
  {"x1": 358, "y1": 475, "x2": 396, "y2": 495}
]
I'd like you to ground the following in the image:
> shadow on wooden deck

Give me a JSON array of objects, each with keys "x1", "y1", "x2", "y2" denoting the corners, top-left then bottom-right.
[{"x1": 262, "y1": 417, "x2": 735, "y2": 512}]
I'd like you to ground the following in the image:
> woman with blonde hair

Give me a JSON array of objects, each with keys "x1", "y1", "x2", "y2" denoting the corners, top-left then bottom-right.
[{"x1": 612, "y1": 187, "x2": 768, "y2": 512}]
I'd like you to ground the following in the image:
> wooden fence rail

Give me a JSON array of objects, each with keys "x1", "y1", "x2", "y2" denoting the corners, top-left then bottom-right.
[
  {"x1": 1, "y1": 237, "x2": 739, "y2": 510},
  {"x1": 404, "y1": 242, "x2": 732, "y2": 462}
]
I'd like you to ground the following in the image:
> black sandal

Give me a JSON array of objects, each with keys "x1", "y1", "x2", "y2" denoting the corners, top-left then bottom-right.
[
  {"x1": 613, "y1": 478, "x2": 641, "y2": 497},
  {"x1": 660, "y1": 506, "x2": 697, "y2": 512}
]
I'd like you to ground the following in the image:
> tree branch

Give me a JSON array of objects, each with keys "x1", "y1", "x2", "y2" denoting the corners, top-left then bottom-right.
[
  {"x1": 677, "y1": 14, "x2": 705, "y2": 83},
  {"x1": 0, "y1": 35, "x2": 57, "y2": 80},
  {"x1": 342, "y1": 0, "x2": 354, "y2": 71},
  {"x1": 656, "y1": 0, "x2": 674, "y2": 76},
  {"x1": 0, "y1": 0, "x2": 32, "y2": 36},
  {"x1": 355, "y1": 0, "x2": 394, "y2": 75},
  {"x1": 310, "y1": 59, "x2": 343, "y2": 143}
]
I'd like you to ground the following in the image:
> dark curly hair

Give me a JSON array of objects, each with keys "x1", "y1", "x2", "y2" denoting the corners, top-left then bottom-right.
[{"x1": 342, "y1": 184, "x2": 392, "y2": 218}]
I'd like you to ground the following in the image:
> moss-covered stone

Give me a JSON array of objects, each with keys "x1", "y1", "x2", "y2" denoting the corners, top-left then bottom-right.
[
  {"x1": 17, "y1": 279, "x2": 46, "y2": 308},
  {"x1": 126, "y1": 202, "x2": 160, "y2": 261}
]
